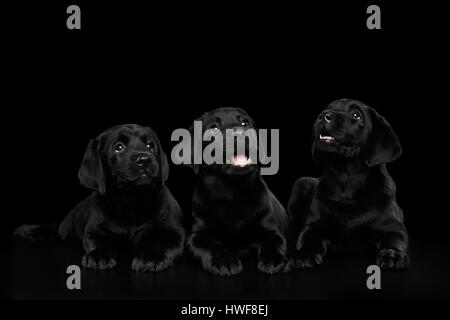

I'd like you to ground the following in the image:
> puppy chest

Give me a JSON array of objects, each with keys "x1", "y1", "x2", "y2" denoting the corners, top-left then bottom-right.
[{"x1": 323, "y1": 207, "x2": 380, "y2": 238}]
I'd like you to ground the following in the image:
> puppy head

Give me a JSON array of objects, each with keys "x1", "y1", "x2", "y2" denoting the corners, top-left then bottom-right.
[
  {"x1": 189, "y1": 106, "x2": 259, "y2": 175},
  {"x1": 312, "y1": 99, "x2": 402, "y2": 167},
  {"x1": 78, "y1": 124, "x2": 169, "y2": 194}
]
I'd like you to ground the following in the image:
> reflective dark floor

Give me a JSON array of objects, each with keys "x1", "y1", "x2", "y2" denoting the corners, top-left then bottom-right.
[{"x1": 8, "y1": 240, "x2": 450, "y2": 300}]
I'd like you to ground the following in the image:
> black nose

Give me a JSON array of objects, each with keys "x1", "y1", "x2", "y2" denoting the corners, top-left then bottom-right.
[
  {"x1": 324, "y1": 112, "x2": 333, "y2": 123},
  {"x1": 232, "y1": 128, "x2": 246, "y2": 137},
  {"x1": 135, "y1": 154, "x2": 150, "y2": 166}
]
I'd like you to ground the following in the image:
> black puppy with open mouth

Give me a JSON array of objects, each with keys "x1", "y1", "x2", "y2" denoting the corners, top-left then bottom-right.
[
  {"x1": 288, "y1": 99, "x2": 409, "y2": 270},
  {"x1": 183, "y1": 107, "x2": 290, "y2": 276},
  {"x1": 14, "y1": 124, "x2": 185, "y2": 272}
]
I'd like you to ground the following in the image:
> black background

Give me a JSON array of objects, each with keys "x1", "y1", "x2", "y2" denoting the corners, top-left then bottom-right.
[{"x1": 4, "y1": 1, "x2": 449, "y2": 302}]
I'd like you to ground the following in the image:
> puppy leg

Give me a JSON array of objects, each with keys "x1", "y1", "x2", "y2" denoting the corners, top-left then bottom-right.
[
  {"x1": 294, "y1": 223, "x2": 329, "y2": 269},
  {"x1": 187, "y1": 229, "x2": 243, "y2": 276},
  {"x1": 254, "y1": 227, "x2": 290, "y2": 274},
  {"x1": 131, "y1": 226, "x2": 185, "y2": 272},
  {"x1": 373, "y1": 221, "x2": 409, "y2": 270},
  {"x1": 81, "y1": 231, "x2": 118, "y2": 271}
]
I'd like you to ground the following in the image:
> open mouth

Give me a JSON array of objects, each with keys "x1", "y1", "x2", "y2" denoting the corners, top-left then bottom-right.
[
  {"x1": 230, "y1": 155, "x2": 252, "y2": 167},
  {"x1": 319, "y1": 134, "x2": 335, "y2": 143}
]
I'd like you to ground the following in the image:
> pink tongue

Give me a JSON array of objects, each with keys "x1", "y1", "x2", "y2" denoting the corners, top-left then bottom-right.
[{"x1": 232, "y1": 155, "x2": 250, "y2": 167}]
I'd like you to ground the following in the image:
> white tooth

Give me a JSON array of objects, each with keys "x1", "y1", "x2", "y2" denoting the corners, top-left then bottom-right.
[{"x1": 320, "y1": 134, "x2": 334, "y2": 140}]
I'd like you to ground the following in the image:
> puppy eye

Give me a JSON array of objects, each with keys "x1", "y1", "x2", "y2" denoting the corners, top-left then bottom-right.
[
  {"x1": 211, "y1": 124, "x2": 220, "y2": 130},
  {"x1": 352, "y1": 111, "x2": 362, "y2": 120},
  {"x1": 114, "y1": 143, "x2": 126, "y2": 154},
  {"x1": 146, "y1": 142, "x2": 154, "y2": 150},
  {"x1": 241, "y1": 119, "x2": 249, "y2": 126}
]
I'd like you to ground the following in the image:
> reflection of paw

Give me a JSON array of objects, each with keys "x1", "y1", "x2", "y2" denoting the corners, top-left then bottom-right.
[
  {"x1": 294, "y1": 241, "x2": 327, "y2": 269},
  {"x1": 376, "y1": 249, "x2": 410, "y2": 270},
  {"x1": 131, "y1": 254, "x2": 175, "y2": 272},
  {"x1": 206, "y1": 251, "x2": 243, "y2": 276},
  {"x1": 81, "y1": 251, "x2": 117, "y2": 270},
  {"x1": 258, "y1": 248, "x2": 290, "y2": 274}
]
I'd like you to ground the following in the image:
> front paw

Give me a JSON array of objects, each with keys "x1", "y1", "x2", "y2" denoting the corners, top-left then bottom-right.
[
  {"x1": 294, "y1": 241, "x2": 327, "y2": 269},
  {"x1": 81, "y1": 251, "x2": 117, "y2": 270},
  {"x1": 205, "y1": 251, "x2": 243, "y2": 276},
  {"x1": 131, "y1": 254, "x2": 175, "y2": 272},
  {"x1": 258, "y1": 248, "x2": 290, "y2": 274},
  {"x1": 376, "y1": 249, "x2": 410, "y2": 270}
]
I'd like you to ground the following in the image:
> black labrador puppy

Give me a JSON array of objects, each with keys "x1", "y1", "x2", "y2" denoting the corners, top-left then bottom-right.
[
  {"x1": 14, "y1": 124, "x2": 185, "y2": 272},
  {"x1": 184, "y1": 107, "x2": 290, "y2": 276},
  {"x1": 288, "y1": 99, "x2": 409, "y2": 270}
]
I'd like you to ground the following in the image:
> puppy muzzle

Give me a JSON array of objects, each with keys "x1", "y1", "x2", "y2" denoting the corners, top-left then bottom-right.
[{"x1": 224, "y1": 127, "x2": 257, "y2": 168}]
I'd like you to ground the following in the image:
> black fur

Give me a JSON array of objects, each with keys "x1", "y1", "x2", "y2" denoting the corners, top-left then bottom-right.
[
  {"x1": 14, "y1": 124, "x2": 185, "y2": 272},
  {"x1": 288, "y1": 99, "x2": 409, "y2": 270},
  {"x1": 184, "y1": 107, "x2": 290, "y2": 276}
]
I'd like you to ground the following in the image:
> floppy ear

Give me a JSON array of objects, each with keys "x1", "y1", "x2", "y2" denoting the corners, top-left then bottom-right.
[
  {"x1": 78, "y1": 138, "x2": 106, "y2": 194},
  {"x1": 158, "y1": 141, "x2": 170, "y2": 182},
  {"x1": 365, "y1": 107, "x2": 402, "y2": 167}
]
